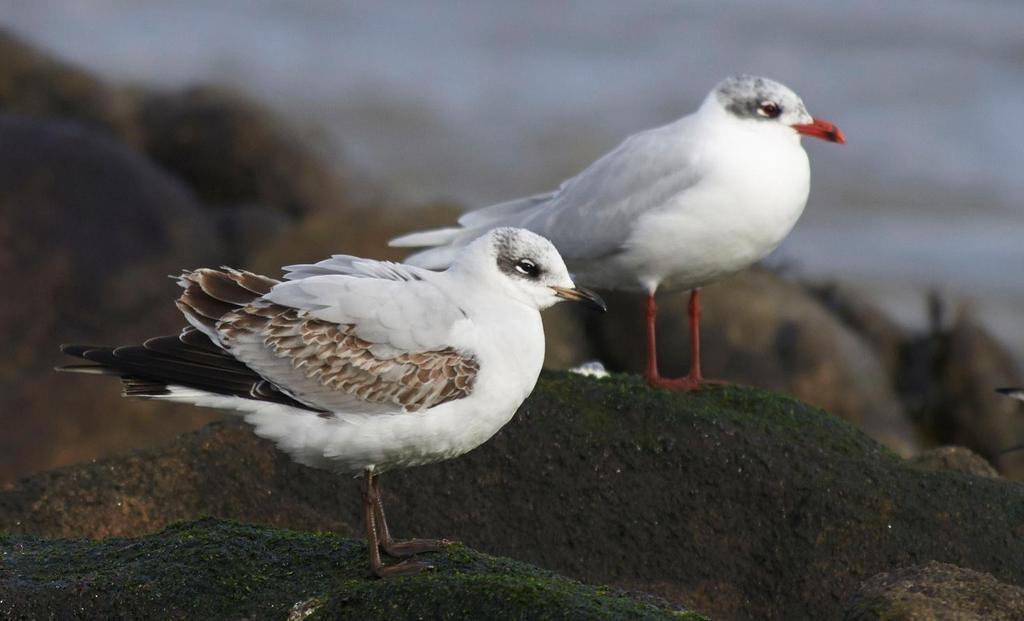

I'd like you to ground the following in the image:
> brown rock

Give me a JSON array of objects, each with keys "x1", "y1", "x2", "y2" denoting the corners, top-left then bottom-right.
[
  {"x1": 0, "y1": 28, "x2": 137, "y2": 141},
  {"x1": 136, "y1": 87, "x2": 348, "y2": 218},
  {"x1": 0, "y1": 33, "x2": 376, "y2": 483},
  {"x1": 843, "y1": 562, "x2": 1024, "y2": 621},
  {"x1": 542, "y1": 302, "x2": 599, "y2": 369},
  {"x1": 0, "y1": 422, "x2": 349, "y2": 539},
  {"x1": 936, "y1": 310, "x2": 1024, "y2": 478},
  {"x1": 0, "y1": 28, "x2": 352, "y2": 229},
  {"x1": 0, "y1": 115, "x2": 222, "y2": 483},
  {"x1": 911, "y1": 446, "x2": 999, "y2": 479},
  {"x1": 566, "y1": 268, "x2": 920, "y2": 455},
  {"x1": 810, "y1": 281, "x2": 907, "y2": 378},
  {"x1": 246, "y1": 200, "x2": 462, "y2": 273}
]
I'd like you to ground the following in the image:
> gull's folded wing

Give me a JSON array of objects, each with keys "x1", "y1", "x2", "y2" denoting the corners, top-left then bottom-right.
[
  {"x1": 62, "y1": 264, "x2": 479, "y2": 416},
  {"x1": 391, "y1": 120, "x2": 703, "y2": 267}
]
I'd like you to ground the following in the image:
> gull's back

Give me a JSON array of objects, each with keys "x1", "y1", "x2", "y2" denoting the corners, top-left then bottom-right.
[{"x1": 391, "y1": 115, "x2": 704, "y2": 271}]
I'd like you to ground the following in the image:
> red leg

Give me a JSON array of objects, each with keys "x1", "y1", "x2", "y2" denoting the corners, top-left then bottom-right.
[
  {"x1": 644, "y1": 292, "x2": 660, "y2": 383},
  {"x1": 644, "y1": 289, "x2": 726, "y2": 392},
  {"x1": 687, "y1": 289, "x2": 703, "y2": 381}
]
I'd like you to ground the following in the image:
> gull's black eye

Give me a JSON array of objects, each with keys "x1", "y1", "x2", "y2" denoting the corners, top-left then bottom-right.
[
  {"x1": 515, "y1": 258, "x2": 540, "y2": 278},
  {"x1": 757, "y1": 101, "x2": 782, "y2": 118}
]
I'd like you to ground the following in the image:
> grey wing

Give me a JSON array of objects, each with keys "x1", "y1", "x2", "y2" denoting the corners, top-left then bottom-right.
[
  {"x1": 282, "y1": 256, "x2": 430, "y2": 282},
  {"x1": 393, "y1": 122, "x2": 703, "y2": 266},
  {"x1": 180, "y1": 268, "x2": 479, "y2": 414},
  {"x1": 519, "y1": 125, "x2": 703, "y2": 261}
]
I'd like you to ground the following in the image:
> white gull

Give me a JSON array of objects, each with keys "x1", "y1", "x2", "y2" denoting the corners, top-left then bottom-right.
[{"x1": 391, "y1": 75, "x2": 844, "y2": 391}]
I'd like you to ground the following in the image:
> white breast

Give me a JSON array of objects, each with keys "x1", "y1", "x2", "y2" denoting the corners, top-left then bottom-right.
[
  {"x1": 577, "y1": 129, "x2": 811, "y2": 293},
  {"x1": 244, "y1": 299, "x2": 545, "y2": 475}
]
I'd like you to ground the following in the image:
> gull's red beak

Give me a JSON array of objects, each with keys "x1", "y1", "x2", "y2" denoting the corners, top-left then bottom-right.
[{"x1": 791, "y1": 117, "x2": 845, "y2": 144}]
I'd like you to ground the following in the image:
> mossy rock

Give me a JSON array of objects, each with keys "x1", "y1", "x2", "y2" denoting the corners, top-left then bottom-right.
[
  {"x1": 3, "y1": 373, "x2": 1024, "y2": 620},
  {"x1": 0, "y1": 518, "x2": 703, "y2": 620}
]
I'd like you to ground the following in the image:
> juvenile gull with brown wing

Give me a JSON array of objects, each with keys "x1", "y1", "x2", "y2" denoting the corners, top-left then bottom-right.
[{"x1": 59, "y1": 227, "x2": 605, "y2": 578}]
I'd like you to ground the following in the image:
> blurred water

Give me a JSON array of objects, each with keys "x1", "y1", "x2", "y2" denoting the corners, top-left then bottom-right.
[{"x1": 3, "y1": 0, "x2": 1023, "y2": 358}]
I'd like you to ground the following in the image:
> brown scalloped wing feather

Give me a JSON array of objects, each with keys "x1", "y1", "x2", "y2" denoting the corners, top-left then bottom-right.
[{"x1": 220, "y1": 303, "x2": 478, "y2": 412}]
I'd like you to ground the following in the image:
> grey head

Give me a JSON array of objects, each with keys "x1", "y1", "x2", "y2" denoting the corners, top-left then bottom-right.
[
  {"x1": 712, "y1": 75, "x2": 846, "y2": 143},
  {"x1": 715, "y1": 75, "x2": 811, "y2": 126},
  {"x1": 463, "y1": 227, "x2": 606, "y2": 312}
]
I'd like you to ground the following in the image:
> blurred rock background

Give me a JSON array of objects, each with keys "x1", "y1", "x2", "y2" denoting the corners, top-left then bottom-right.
[{"x1": 0, "y1": 27, "x2": 1021, "y2": 484}]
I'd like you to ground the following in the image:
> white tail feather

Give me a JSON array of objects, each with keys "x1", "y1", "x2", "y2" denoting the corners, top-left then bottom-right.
[{"x1": 155, "y1": 385, "x2": 312, "y2": 417}]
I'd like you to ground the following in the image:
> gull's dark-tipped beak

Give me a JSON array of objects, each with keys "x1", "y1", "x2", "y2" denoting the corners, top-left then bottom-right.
[
  {"x1": 792, "y1": 117, "x2": 846, "y2": 144},
  {"x1": 552, "y1": 286, "x2": 607, "y2": 312}
]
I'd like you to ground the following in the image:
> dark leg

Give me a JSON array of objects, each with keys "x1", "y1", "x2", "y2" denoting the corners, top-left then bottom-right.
[
  {"x1": 371, "y1": 474, "x2": 450, "y2": 558},
  {"x1": 361, "y1": 470, "x2": 434, "y2": 578},
  {"x1": 644, "y1": 289, "x2": 726, "y2": 392}
]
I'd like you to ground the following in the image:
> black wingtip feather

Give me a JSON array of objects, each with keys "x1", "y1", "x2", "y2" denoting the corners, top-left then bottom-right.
[
  {"x1": 123, "y1": 379, "x2": 172, "y2": 397},
  {"x1": 79, "y1": 347, "x2": 118, "y2": 366},
  {"x1": 59, "y1": 267, "x2": 307, "y2": 411},
  {"x1": 60, "y1": 344, "x2": 105, "y2": 357},
  {"x1": 178, "y1": 327, "x2": 223, "y2": 352},
  {"x1": 58, "y1": 331, "x2": 323, "y2": 413}
]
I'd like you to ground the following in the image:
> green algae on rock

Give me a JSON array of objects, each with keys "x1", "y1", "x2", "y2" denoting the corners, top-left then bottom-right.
[
  {"x1": 0, "y1": 518, "x2": 704, "y2": 620},
  {"x1": 3, "y1": 372, "x2": 1024, "y2": 620}
]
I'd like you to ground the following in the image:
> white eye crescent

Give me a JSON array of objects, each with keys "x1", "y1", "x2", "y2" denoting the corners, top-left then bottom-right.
[
  {"x1": 515, "y1": 259, "x2": 539, "y2": 276},
  {"x1": 757, "y1": 101, "x2": 781, "y2": 118}
]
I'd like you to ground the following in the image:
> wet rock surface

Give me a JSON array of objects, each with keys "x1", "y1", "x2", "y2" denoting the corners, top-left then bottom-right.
[
  {"x1": 0, "y1": 518, "x2": 699, "y2": 621},
  {"x1": 3, "y1": 373, "x2": 1023, "y2": 620},
  {"x1": 842, "y1": 561, "x2": 1024, "y2": 621}
]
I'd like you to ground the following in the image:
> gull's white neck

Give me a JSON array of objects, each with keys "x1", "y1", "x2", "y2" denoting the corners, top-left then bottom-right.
[{"x1": 694, "y1": 97, "x2": 804, "y2": 148}]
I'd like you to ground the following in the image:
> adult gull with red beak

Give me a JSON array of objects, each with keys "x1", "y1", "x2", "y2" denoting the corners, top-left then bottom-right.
[{"x1": 392, "y1": 75, "x2": 845, "y2": 391}]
